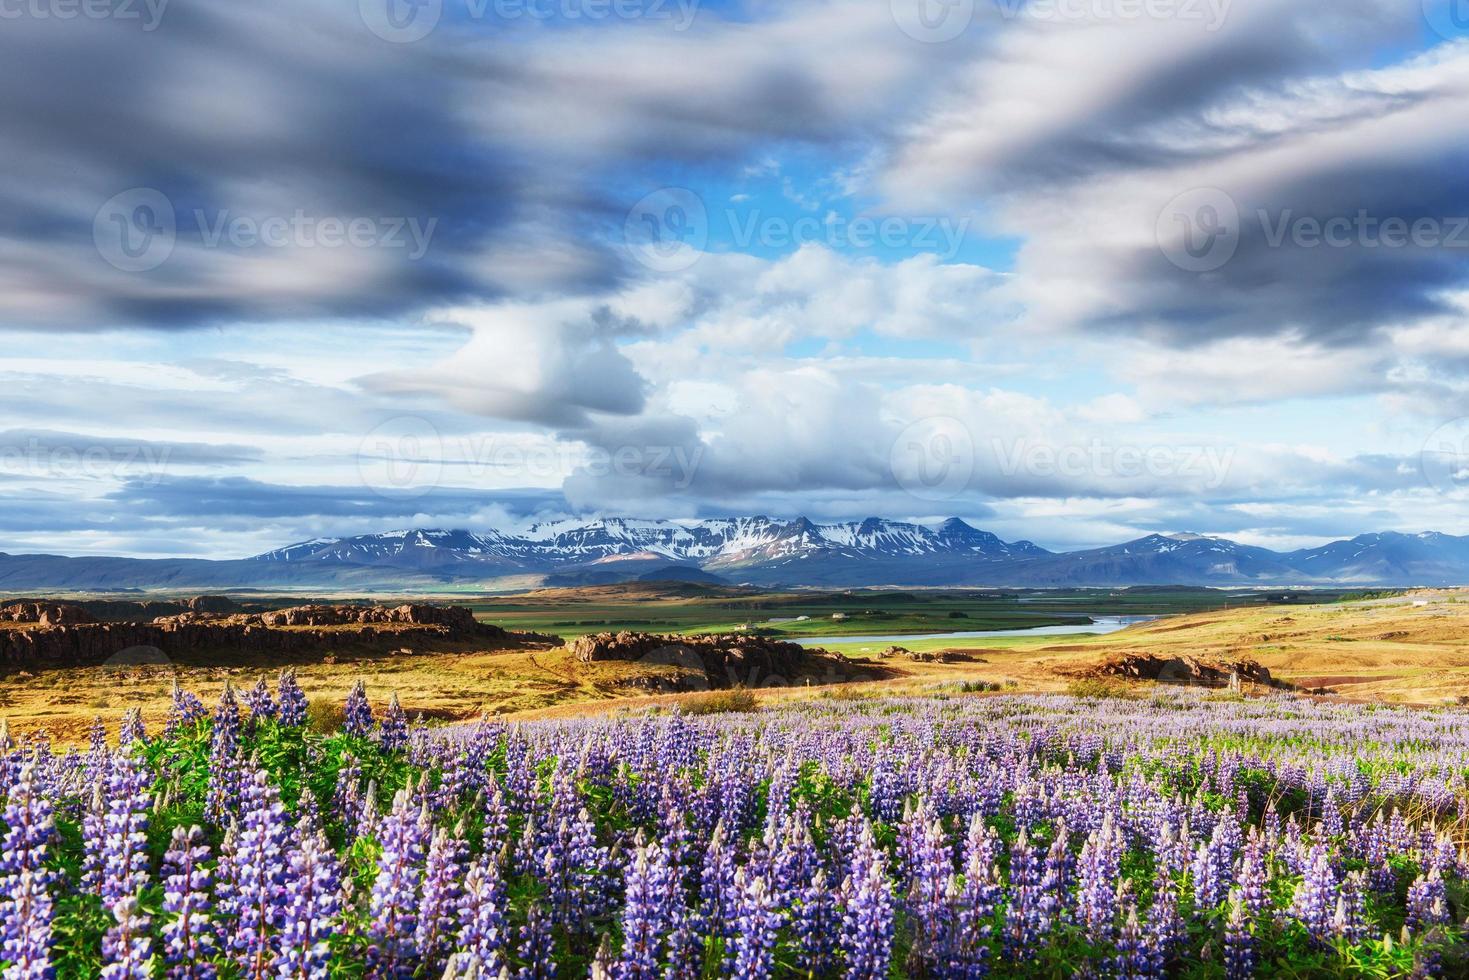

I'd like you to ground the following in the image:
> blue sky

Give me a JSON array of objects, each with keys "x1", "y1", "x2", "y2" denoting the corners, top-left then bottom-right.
[{"x1": 1, "y1": 0, "x2": 1468, "y2": 558}]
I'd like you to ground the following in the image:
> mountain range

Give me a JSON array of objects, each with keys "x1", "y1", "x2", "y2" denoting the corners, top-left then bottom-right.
[{"x1": 3, "y1": 518, "x2": 1469, "y2": 591}]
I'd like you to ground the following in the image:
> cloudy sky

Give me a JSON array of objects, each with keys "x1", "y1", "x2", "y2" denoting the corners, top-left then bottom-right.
[{"x1": 3, "y1": 0, "x2": 1469, "y2": 558}]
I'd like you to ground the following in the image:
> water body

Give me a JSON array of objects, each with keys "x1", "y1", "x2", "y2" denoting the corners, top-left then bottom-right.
[{"x1": 790, "y1": 615, "x2": 1159, "y2": 646}]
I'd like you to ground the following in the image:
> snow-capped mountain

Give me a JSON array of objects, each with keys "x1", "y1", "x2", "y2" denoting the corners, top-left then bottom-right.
[
  {"x1": 6, "y1": 522, "x2": 1469, "y2": 590},
  {"x1": 241, "y1": 522, "x2": 1469, "y2": 587},
  {"x1": 252, "y1": 517, "x2": 1052, "y2": 573}
]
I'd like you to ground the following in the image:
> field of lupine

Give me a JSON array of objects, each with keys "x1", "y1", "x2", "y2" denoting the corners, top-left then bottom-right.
[{"x1": 1, "y1": 677, "x2": 1467, "y2": 978}]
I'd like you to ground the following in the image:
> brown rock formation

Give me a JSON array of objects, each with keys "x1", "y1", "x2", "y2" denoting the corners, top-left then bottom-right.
[
  {"x1": 0, "y1": 603, "x2": 554, "y2": 668},
  {"x1": 568, "y1": 630, "x2": 867, "y2": 690},
  {"x1": 1071, "y1": 653, "x2": 1274, "y2": 687}
]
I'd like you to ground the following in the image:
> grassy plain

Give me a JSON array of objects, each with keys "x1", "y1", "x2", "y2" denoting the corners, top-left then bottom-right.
[{"x1": 4, "y1": 585, "x2": 1462, "y2": 743}]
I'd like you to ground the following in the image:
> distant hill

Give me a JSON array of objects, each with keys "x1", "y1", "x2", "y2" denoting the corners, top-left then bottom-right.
[{"x1": 4, "y1": 520, "x2": 1469, "y2": 590}]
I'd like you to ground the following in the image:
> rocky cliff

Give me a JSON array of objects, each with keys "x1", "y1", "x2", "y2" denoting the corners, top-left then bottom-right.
[
  {"x1": 0, "y1": 602, "x2": 551, "y2": 667},
  {"x1": 568, "y1": 630, "x2": 870, "y2": 690}
]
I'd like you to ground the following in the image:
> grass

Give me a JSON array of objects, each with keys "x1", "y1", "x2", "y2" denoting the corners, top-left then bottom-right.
[
  {"x1": 678, "y1": 689, "x2": 758, "y2": 715},
  {"x1": 462, "y1": 583, "x2": 1345, "y2": 640},
  {"x1": 0, "y1": 586, "x2": 1459, "y2": 744}
]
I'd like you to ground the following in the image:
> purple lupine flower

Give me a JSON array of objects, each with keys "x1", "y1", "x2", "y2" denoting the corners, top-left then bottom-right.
[
  {"x1": 515, "y1": 903, "x2": 556, "y2": 980},
  {"x1": 378, "y1": 694, "x2": 409, "y2": 753},
  {"x1": 81, "y1": 781, "x2": 106, "y2": 897},
  {"x1": 1407, "y1": 867, "x2": 1450, "y2": 931},
  {"x1": 277, "y1": 822, "x2": 341, "y2": 980},
  {"x1": 794, "y1": 868, "x2": 839, "y2": 977},
  {"x1": 1290, "y1": 839, "x2": 1338, "y2": 942},
  {"x1": 840, "y1": 821, "x2": 894, "y2": 980},
  {"x1": 943, "y1": 813, "x2": 1001, "y2": 978},
  {"x1": 1003, "y1": 828, "x2": 1046, "y2": 961},
  {"x1": 168, "y1": 680, "x2": 207, "y2": 734},
  {"x1": 276, "y1": 669, "x2": 309, "y2": 728},
  {"x1": 698, "y1": 821, "x2": 739, "y2": 946},
  {"x1": 1235, "y1": 829, "x2": 1270, "y2": 919},
  {"x1": 0, "y1": 764, "x2": 57, "y2": 979},
  {"x1": 204, "y1": 685, "x2": 242, "y2": 824},
  {"x1": 3, "y1": 867, "x2": 55, "y2": 980},
  {"x1": 1112, "y1": 900, "x2": 1154, "y2": 979},
  {"x1": 243, "y1": 678, "x2": 276, "y2": 723},
  {"x1": 366, "y1": 790, "x2": 430, "y2": 977},
  {"x1": 118, "y1": 709, "x2": 146, "y2": 748},
  {"x1": 617, "y1": 836, "x2": 671, "y2": 979},
  {"x1": 343, "y1": 681, "x2": 374, "y2": 739},
  {"x1": 902, "y1": 809, "x2": 951, "y2": 969},
  {"x1": 160, "y1": 825, "x2": 216, "y2": 979},
  {"x1": 482, "y1": 777, "x2": 510, "y2": 852},
  {"x1": 732, "y1": 868, "x2": 782, "y2": 979},
  {"x1": 454, "y1": 850, "x2": 509, "y2": 977},
  {"x1": 1223, "y1": 893, "x2": 1255, "y2": 980},
  {"x1": 1076, "y1": 813, "x2": 1121, "y2": 940},
  {"x1": 332, "y1": 754, "x2": 363, "y2": 840},
  {"x1": 414, "y1": 825, "x2": 467, "y2": 970},
  {"x1": 1191, "y1": 815, "x2": 1236, "y2": 911},
  {"x1": 1146, "y1": 873, "x2": 1184, "y2": 974},
  {"x1": 226, "y1": 767, "x2": 292, "y2": 977},
  {"x1": 100, "y1": 753, "x2": 151, "y2": 908},
  {"x1": 101, "y1": 897, "x2": 153, "y2": 980}
]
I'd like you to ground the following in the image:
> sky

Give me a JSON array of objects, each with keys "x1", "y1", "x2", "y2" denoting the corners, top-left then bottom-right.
[{"x1": 3, "y1": 0, "x2": 1469, "y2": 558}]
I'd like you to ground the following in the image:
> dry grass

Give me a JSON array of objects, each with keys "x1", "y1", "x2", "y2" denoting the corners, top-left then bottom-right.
[{"x1": 8, "y1": 589, "x2": 1469, "y2": 744}]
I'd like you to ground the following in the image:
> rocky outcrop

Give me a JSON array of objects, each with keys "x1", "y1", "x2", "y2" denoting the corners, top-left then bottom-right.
[
  {"x1": 0, "y1": 603, "x2": 552, "y2": 667},
  {"x1": 1074, "y1": 654, "x2": 1275, "y2": 687},
  {"x1": 569, "y1": 630, "x2": 867, "y2": 690},
  {"x1": 255, "y1": 603, "x2": 477, "y2": 630},
  {"x1": 0, "y1": 602, "x2": 97, "y2": 626}
]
